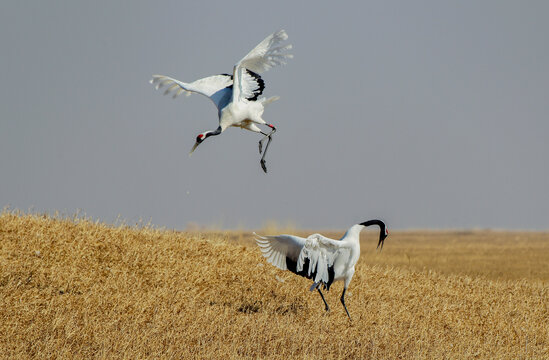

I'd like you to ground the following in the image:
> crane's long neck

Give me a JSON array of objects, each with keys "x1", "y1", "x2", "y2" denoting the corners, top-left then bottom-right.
[
  {"x1": 359, "y1": 219, "x2": 387, "y2": 249},
  {"x1": 340, "y1": 224, "x2": 366, "y2": 264},
  {"x1": 342, "y1": 220, "x2": 386, "y2": 241},
  {"x1": 192, "y1": 126, "x2": 223, "y2": 154},
  {"x1": 360, "y1": 219, "x2": 386, "y2": 231},
  {"x1": 207, "y1": 126, "x2": 222, "y2": 138},
  {"x1": 341, "y1": 224, "x2": 366, "y2": 243}
]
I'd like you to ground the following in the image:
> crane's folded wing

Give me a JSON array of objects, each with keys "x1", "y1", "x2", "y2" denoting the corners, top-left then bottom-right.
[{"x1": 299, "y1": 236, "x2": 340, "y2": 284}]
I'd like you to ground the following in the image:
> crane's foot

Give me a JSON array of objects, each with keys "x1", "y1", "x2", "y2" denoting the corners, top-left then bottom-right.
[{"x1": 260, "y1": 158, "x2": 267, "y2": 173}]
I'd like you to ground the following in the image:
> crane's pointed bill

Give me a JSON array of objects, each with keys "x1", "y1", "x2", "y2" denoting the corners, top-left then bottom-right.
[
  {"x1": 377, "y1": 237, "x2": 385, "y2": 250},
  {"x1": 189, "y1": 142, "x2": 199, "y2": 156}
]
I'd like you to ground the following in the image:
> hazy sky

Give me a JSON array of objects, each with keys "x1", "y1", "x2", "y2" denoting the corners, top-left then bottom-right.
[{"x1": 1, "y1": 1, "x2": 548, "y2": 230}]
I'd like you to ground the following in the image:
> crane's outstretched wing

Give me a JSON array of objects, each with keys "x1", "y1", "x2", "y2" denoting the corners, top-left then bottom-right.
[
  {"x1": 150, "y1": 74, "x2": 233, "y2": 111},
  {"x1": 255, "y1": 233, "x2": 305, "y2": 271},
  {"x1": 255, "y1": 232, "x2": 343, "y2": 286},
  {"x1": 237, "y1": 30, "x2": 293, "y2": 74},
  {"x1": 232, "y1": 30, "x2": 293, "y2": 103}
]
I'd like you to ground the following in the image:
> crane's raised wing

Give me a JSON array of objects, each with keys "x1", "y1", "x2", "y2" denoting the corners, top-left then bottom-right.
[
  {"x1": 232, "y1": 30, "x2": 292, "y2": 103},
  {"x1": 238, "y1": 69, "x2": 265, "y2": 101},
  {"x1": 150, "y1": 74, "x2": 233, "y2": 111},
  {"x1": 255, "y1": 232, "x2": 344, "y2": 286},
  {"x1": 255, "y1": 233, "x2": 305, "y2": 271},
  {"x1": 237, "y1": 30, "x2": 293, "y2": 74}
]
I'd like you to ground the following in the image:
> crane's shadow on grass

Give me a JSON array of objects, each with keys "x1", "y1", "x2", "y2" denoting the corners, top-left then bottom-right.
[{"x1": 208, "y1": 295, "x2": 306, "y2": 316}]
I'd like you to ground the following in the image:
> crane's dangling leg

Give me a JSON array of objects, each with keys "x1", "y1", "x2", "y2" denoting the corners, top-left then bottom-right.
[
  {"x1": 317, "y1": 288, "x2": 330, "y2": 312},
  {"x1": 259, "y1": 124, "x2": 276, "y2": 173},
  {"x1": 258, "y1": 124, "x2": 276, "y2": 154},
  {"x1": 340, "y1": 287, "x2": 352, "y2": 321}
]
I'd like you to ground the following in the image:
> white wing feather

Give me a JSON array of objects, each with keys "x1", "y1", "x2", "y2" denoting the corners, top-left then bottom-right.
[
  {"x1": 239, "y1": 70, "x2": 264, "y2": 100},
  {"x1": 150, "y1": 74, "x2": 233, "y2": 110},
  {"x1": 255, "y1": 232, "x2": 343, "y2": 286},
  {"x1": 237, "y1": 30, "x2": 293, "y2": 74},
  {"x1": 299, "y1": 235, "x2": 340, "y2": 284},
  {"x1": 232, "y1": 30, "x2": 292, "y2": 103},
  {"x1": 255, "y1": 233, "x2": 305, "y2": 271}
]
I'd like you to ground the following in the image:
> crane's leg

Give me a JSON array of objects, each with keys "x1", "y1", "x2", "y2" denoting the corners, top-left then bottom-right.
[
  {"x1": 340, "y1": 287, "x2": 352, "y2": 321},
  {"x1": 258, "y1": 124, "x2": 276, "y2": 173},
  {"x1": 317, "y1": 288, "x2": 330, "y2": 312},
  {"x1": 259, "y1": 135, "x2": 273, "y2": 173},
  {"x1": 258, "y1": 124, "x2": 276, "y2": 154}
]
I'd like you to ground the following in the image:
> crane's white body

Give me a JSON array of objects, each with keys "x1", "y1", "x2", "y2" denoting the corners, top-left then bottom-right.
[{"x1": 150, "y1": 30, "x2": 292, "y2": 139}]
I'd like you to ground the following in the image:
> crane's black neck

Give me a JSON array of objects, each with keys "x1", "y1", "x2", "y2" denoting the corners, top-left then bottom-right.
[
  {"x1": 359, "y1": 219, "x2": 388, "y2": 250},
  {"x1": 360, "y1": 219, "x2": 386, "y2": 230},
  {"x1": 206, "y1": 126, "x2": 222, "y2": 138}
]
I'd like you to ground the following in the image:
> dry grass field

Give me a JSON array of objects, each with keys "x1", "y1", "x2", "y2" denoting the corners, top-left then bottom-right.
[{"x1": 1, "y1": 211, "x2": 548, "y2": 359}]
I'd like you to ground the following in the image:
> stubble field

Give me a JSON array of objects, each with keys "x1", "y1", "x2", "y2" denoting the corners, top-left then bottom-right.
[{"x1": 1, "y1": 211, "x2": 548, "y2": 359}]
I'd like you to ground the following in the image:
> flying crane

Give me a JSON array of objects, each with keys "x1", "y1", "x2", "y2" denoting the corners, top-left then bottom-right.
[{"x1": 150, "y1": 30, "x2": 292, "y2": 173}]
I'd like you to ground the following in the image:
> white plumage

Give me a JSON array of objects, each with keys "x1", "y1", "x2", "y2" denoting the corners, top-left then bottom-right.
[
  {"x1": 255, "y1": 219, "x2": 388, "y2": 320},
  {"x1": 150, "y1": 30, "x2": 292, "y2": 173}
]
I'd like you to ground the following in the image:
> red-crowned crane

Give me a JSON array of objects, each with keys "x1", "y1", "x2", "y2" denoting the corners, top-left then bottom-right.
[
  {"x1": 255, "y1": 220, "x2": 388, "y2": 320},
  {"x1": 150, "y1": 30, "x2": 292, "y2": 173}
]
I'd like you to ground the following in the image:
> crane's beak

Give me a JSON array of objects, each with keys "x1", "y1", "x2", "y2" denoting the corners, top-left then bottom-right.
[
  {"x1": 377, "y1": 236, "x2": 386, "y2": 251},
  {"x1": 189, "y1": 141, "x2": 199, "y2": 156}
]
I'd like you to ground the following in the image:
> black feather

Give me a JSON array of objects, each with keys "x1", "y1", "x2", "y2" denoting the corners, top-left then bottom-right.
[
  {"x1": 244, "y1": 69, "x2": 265, "y2": 101},
  {"x1": 218, "y1": 71, "x2": 264, "y2": 101},
  {"x1": 285, "y1": 257, "x2": 335, "y2": 291}
]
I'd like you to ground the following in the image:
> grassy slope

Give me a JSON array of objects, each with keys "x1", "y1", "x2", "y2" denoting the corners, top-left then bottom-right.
[{"x1": 0, "y1": 212, "x2": 548, "y2": 359}]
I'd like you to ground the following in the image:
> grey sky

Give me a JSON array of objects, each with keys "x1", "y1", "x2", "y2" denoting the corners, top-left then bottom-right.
[{"x1": 1, "y1": 1, "x2": 548, "y2": 230}]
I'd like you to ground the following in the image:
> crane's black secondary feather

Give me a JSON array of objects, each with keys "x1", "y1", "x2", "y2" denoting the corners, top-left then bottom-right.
[
  {"x1": 219, "y1": 71, "x2": 264, "y2": 101},
  {"x1": 285, "y1": 257, "x2": 335, "y2": 290},
  {"x1": 244, "y1": 70, "x2": 265, "y2": 101}
]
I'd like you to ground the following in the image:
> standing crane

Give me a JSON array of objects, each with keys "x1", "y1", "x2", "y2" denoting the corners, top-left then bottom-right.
[
  {"x1": 255, "y1": 220, "x2": 388, "y2": 320},
  {"x1": 150, "y1": 30, "x2": 292, "y2": 173}
]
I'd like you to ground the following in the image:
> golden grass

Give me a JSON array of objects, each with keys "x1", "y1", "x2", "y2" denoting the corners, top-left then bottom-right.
[{"x1": 1, "y1": 211, "x2": 548, "y2": 359}]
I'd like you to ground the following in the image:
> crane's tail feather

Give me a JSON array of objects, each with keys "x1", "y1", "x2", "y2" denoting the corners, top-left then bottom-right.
[{"x1": 259, "y1": 96, "x2": 280, "y2": 107}]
